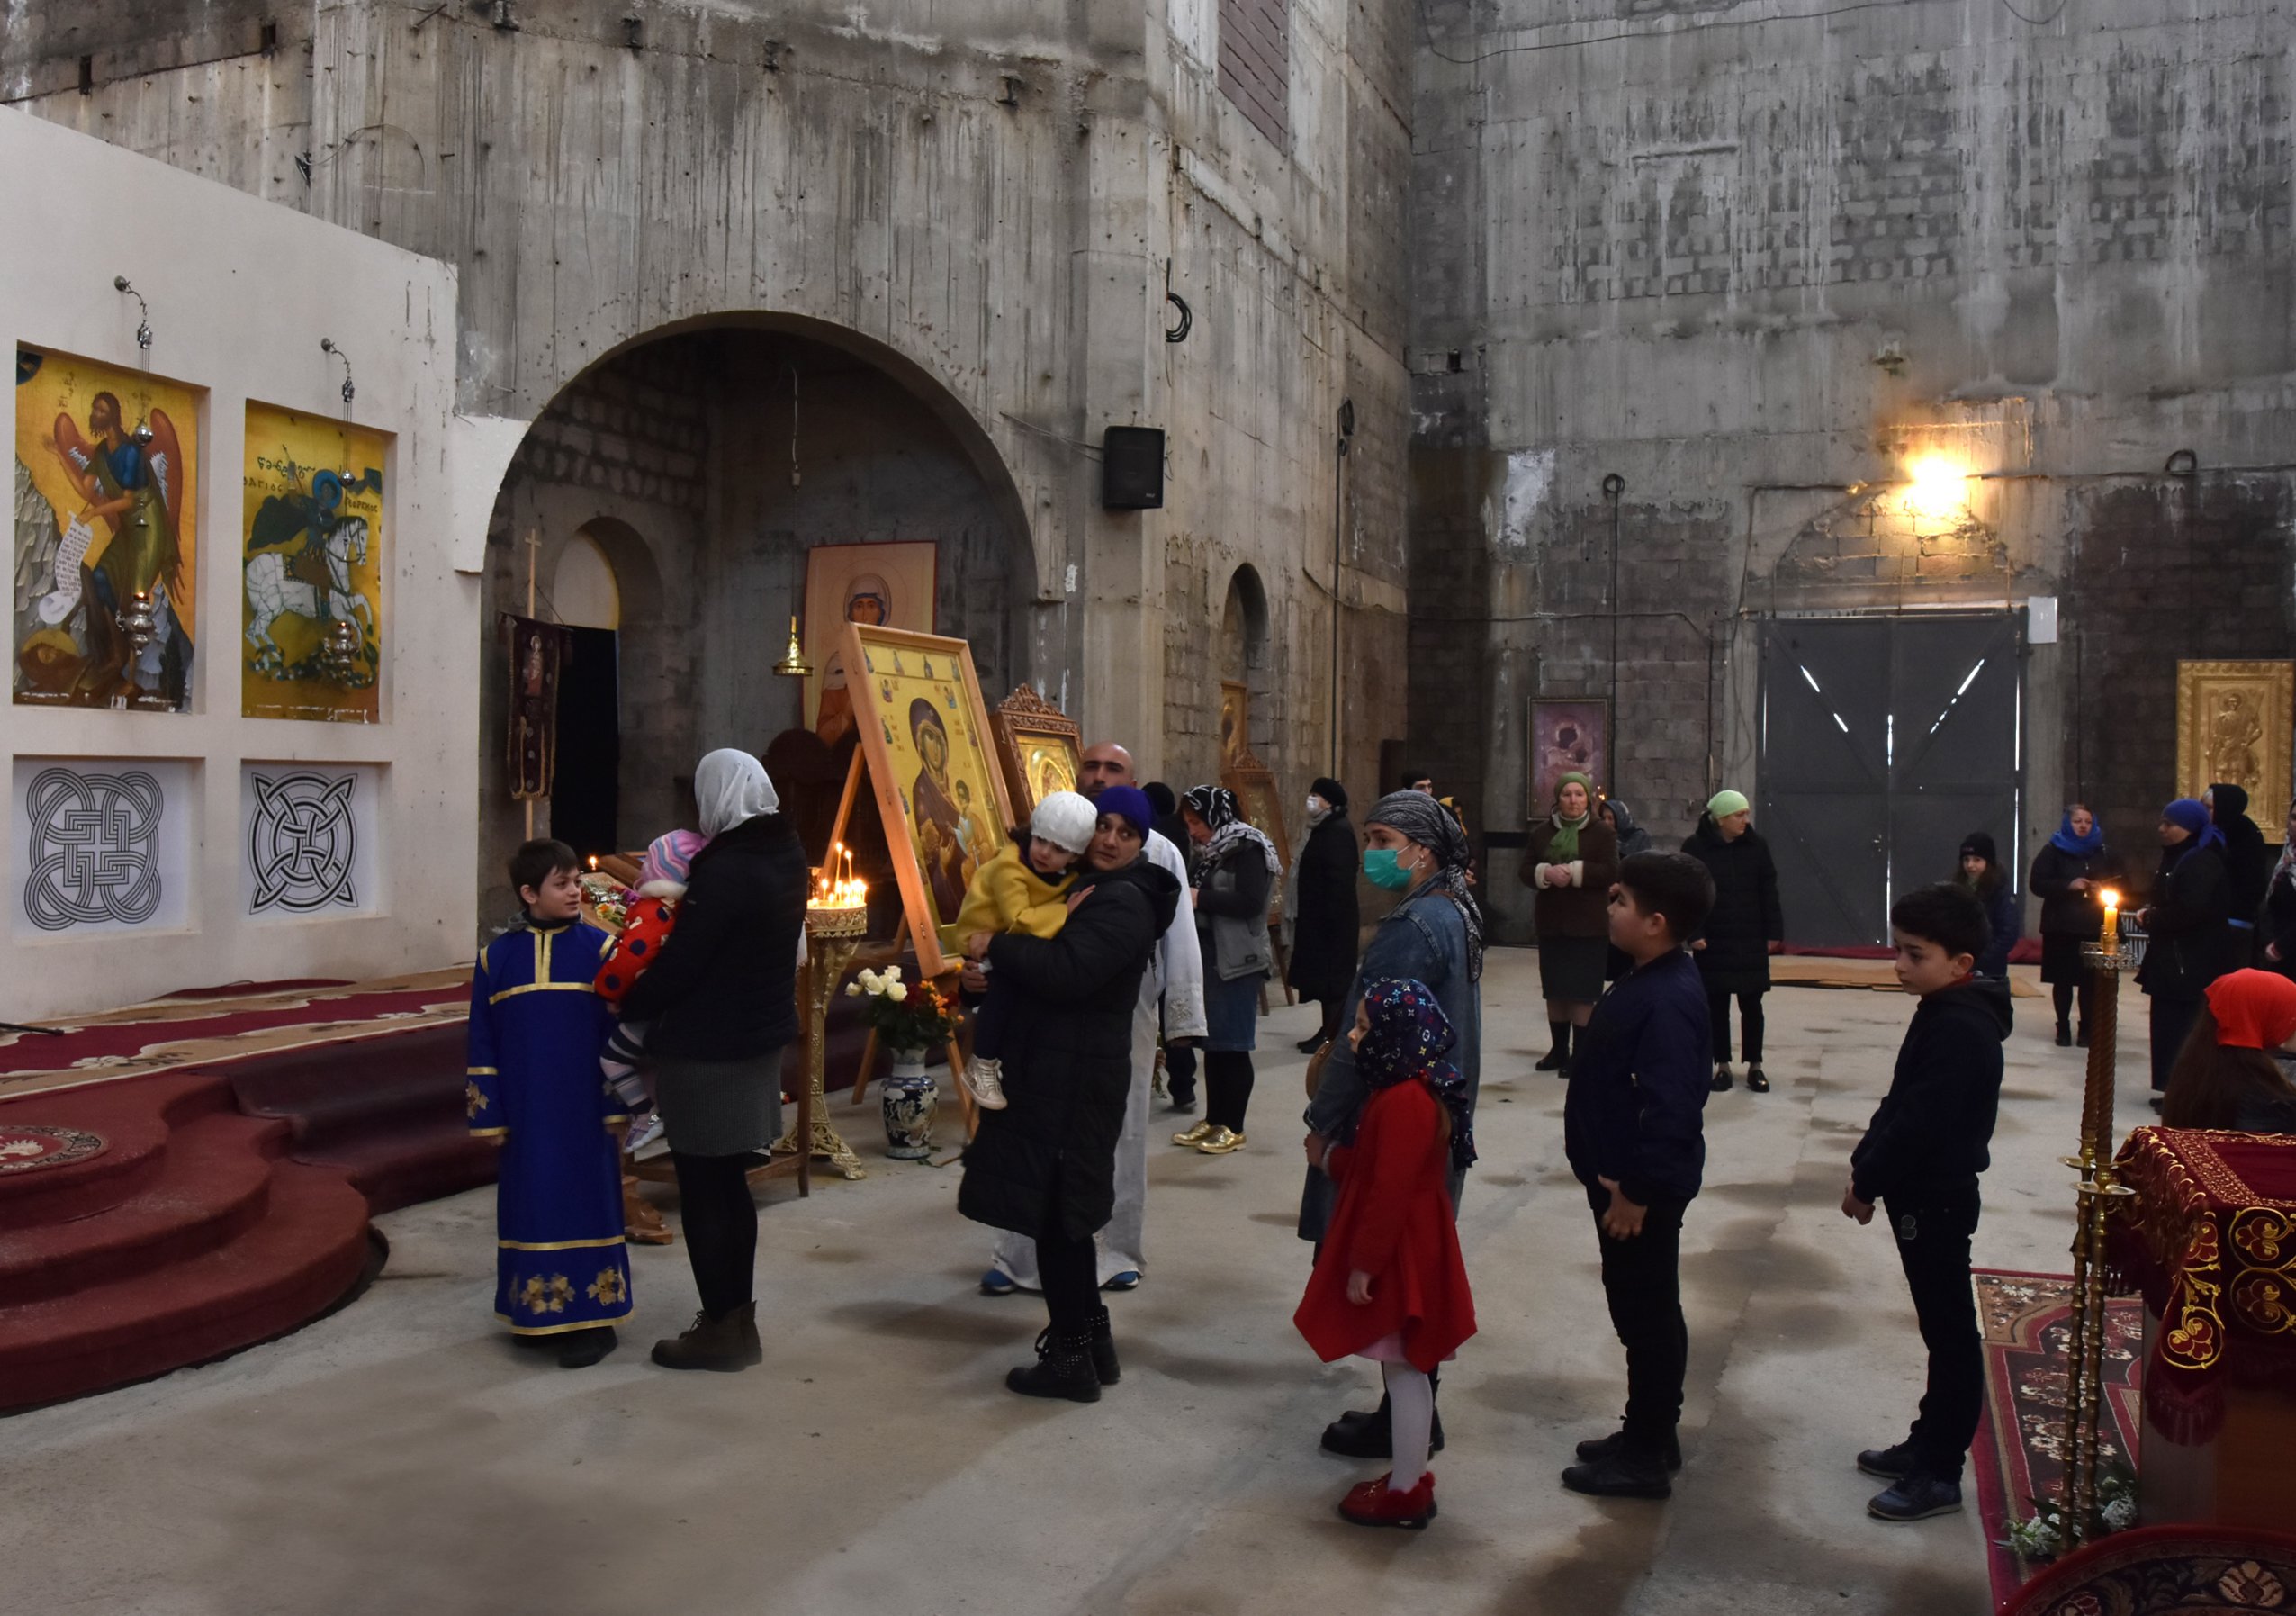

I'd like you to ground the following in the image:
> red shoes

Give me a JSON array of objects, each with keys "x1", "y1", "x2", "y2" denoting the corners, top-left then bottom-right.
[{"x1": 1338, "y1": 1471, "x2": 1438, "y2": 1530}]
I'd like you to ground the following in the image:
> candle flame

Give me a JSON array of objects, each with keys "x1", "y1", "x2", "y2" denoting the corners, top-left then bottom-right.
[{"x1": 2102, "y1": 889, "x2": 2120, "y2": 911}]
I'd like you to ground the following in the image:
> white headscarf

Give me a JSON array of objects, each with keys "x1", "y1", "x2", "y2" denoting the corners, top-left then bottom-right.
[{"x1": 696, "y1": 749, "x2": 779, "y2": 837}]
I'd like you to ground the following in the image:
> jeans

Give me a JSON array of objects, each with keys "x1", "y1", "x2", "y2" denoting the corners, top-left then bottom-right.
[
  {"x1": 1886, "y1": 1187, "x2": 1982, "y2": 1483},
  {"x1": 671, "y1": 1151, "x2": 757, "y2": 1317},
  {"x1": 1707, "y1": 987, "x2": 1765, "y2": 1063},
  {"x1": 1589, "y1": 1186, "x2": 1689, "y2": 1452}
]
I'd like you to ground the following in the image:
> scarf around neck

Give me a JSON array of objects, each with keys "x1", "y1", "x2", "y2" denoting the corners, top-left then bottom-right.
[
  {"x1": 1184, "y1": 784, "x2": 1280, "y2": 880},
  {"x1": 1547, "y1": 772, "x2": 1594, "y2": 861}
]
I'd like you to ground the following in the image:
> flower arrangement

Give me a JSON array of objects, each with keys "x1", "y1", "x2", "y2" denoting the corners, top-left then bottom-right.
[
  {"x1": 2001, "y1": 1462, "x2": 2138, "y2": 1560},
  {"x1": 845, "y1": 966, "x2": 960, "y2": 1051}
]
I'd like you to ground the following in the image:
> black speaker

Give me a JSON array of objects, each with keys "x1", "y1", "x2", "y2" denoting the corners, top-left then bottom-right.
[{"x1": 1102, "y1": 426, "x2": 1165, "y2": 510}]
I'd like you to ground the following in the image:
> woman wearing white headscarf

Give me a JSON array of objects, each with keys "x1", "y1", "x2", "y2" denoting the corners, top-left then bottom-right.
[{"x1": 620, "y1": 749, "x2": 809, "y2": 1370}]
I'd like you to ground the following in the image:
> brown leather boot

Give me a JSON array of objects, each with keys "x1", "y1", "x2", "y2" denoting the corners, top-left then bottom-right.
[{"x1": 651, "y1": 1304, "x2": 756, "y2": 1371}]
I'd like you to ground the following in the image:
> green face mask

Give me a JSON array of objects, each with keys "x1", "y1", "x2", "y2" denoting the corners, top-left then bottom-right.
[{"x1": 1364, "y1": 847, "x2": 1417, "y2": 891}]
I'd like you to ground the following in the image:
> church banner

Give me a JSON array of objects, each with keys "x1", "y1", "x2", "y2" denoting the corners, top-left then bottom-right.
[
  {"x1": 13, "y1": 345, "x2": 199, "y2": 713},
  {"x1": 240, "y1": 402, "x2": 385, "y2": 721}
]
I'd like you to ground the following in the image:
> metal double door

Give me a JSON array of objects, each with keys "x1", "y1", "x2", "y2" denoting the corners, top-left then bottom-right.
[{"x1": 1758, "y1": 614, "x2": 2022, "y2": 948}]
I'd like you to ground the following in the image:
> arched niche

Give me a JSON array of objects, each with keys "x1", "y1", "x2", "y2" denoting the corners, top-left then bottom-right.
[{"x1": 1220, "y1": 563, "x2": 1274, "y2": 757}]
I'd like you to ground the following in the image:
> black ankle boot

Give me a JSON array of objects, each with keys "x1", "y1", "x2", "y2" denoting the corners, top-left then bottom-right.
[
  {"x1": 1087, "y1": 1307, "x2": 1121, "y2": 1386},
  {"x1": 1535, "y1": 1022, "x2": 1571, "y2": 1071},
  {"x1": 1007, "y1": 1327, "x2": 1101, "y2": 1402},
  {"x1": 1322, "y1": 1389, "x2": 1445, "y2": 1458}
]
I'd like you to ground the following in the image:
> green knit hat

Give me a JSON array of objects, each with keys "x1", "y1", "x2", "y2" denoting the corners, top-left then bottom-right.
[{"x1": 1707, "y1": 789, "x2": 1750, "y2": 818}]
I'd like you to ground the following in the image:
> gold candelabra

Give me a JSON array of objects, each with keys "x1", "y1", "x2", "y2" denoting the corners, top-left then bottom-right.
[
  {"x1": 2057, "y1": 891, "x2": 2138, "y2": 1548},
  {"x1": 774, "y1": 893, "x2": 869, "y2": 1180}
]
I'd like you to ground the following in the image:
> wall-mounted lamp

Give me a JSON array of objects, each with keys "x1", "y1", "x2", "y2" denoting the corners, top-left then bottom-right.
[
  {"x1": 320, "y1": 338, "x2": 355, "y2": 410},
  {"x1": 113, "y1": 276, "x2": 152, "y2": 349},
  {"x1": 1901, "y1": 452, "x2": 1971, "y2": 522}
]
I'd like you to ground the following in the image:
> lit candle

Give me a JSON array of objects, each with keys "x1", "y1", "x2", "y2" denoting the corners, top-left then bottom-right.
[
  {"x1": 2101, "y1": 890, "x2": 2120, "y2": 953},
  {"x1": 589, "y1": 855, "x2": 599, "y2": 871}
]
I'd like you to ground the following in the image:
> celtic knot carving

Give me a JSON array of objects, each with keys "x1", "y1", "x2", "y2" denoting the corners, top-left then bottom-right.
[
  {"x1": 22, "y1": 766, "x2": 166, "y2": 932},
  {"x1": 248, "y1": 772, "x2": 359, "y2": 913}
]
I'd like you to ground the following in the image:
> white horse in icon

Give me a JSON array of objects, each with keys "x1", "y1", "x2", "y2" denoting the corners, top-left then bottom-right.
[{"x1": 244, "y1": 517, "x2": 373, "y2": 672}]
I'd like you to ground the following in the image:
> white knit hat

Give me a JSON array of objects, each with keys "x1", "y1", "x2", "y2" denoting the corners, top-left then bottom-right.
[{"x1": 1030, "y1": 790, "x2": 1099, "y2": 855}]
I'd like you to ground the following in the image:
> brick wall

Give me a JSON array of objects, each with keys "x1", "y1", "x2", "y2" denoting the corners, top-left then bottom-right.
[
  {"x1": 1219, "y1": 0, "x2": 1289, "y2": 149},
  {"x1": 510, "y1": 339, "x2": 709, "y2": 511}
]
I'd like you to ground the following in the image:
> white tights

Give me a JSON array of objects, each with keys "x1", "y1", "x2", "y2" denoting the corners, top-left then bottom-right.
[{"x1": 1383, "y1": 1361, "x2": 1434, "y2": 1490}]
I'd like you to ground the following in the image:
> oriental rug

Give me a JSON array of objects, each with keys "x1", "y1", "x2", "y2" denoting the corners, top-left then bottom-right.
[
  {"x1": 0, "y1": 969, "x2": 472, "y2": 1101},
  {"x1": 2001, "y1": 1524, "x2": 2296, "y2": 1616},
  {"x1": 1971, "y1": 1268, "x2": 2147, "y2": 1610}
]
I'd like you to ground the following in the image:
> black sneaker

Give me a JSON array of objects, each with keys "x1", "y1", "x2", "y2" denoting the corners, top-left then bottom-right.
[
  {"x1": 1856, "y1": 1440, "x2": 1918, "y2": 1480},
  {"x1": 1575, "y1": 1428, "x2": 1682, "y2": 1472},
  {"x1": 1321, "y1": 1400, "x2": 1446, "y2": 1458},
  {"x1": 1867, "y1": 1473, "x2": 1962, "y2": 1521},
  {"x1": 1745, "y1": 1066, "x2": 1770, "y2": 1093},
  {"x1": 1561, "y1": 1449, "x2": 1672, "y2": 1499},
  {"x1": 1710, "y1": 1063, "x2": 1734, "y2": 1093},
  {"x1": 555, "y1": 1326, "x2": 617, "y2": 1369}
]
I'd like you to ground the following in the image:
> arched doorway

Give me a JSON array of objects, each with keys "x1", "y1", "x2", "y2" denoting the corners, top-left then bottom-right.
[
  {"x1": 547, "y1": 532, "x2": 624, "y2": 861},
  {"x1": 477, "y1": 318, "x2": 1034, "y2": 916},
  {"x1": 1220, "y1": 564, "x2": 1273, "y2": 763}
]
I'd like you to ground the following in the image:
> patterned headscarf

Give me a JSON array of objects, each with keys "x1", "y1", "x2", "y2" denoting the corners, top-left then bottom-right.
[
  {"x1": 1183, "y1": 784, "x2": 1280, "y2": 879},
  {"x1": 638, "y1": 829, "x2": 707, "y2": 889},
  {"x1": 1357, "y1": 979, "x2": 1476, "y2": 1170},
  {"x1": 1364, "y1": 789, "x2": 1485, "y2": 982}
]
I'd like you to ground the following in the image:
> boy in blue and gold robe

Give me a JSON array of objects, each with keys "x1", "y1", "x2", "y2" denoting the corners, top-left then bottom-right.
[{"x1": 466, "y1": 838, "x2": 633, "y2": 1368}]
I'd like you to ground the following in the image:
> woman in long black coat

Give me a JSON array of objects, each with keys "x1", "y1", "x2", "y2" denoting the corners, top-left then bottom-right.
[
  {"x1": 2135, "y1": 798, "x2": 2240, "y2": 1096},
  {"x1": 2210, "y1": 783, "x2": 2270, "y2": 964},
  {"x1": 1682, "y1": 790, "x2": 1784, "y2": 1093},
  {"x1": 958, "y1": 787, "x2": 1180, "y2": 1403},
  {"x1": 2264, "y1": 800, "x2": 2296, "y2": 980},
  {"x1": 1285, "y1": 776, "x2": 1361, "y2": 1052},
  {"x1": 2028, "y1": 804, "x2": 2126, "y2": 1046}
]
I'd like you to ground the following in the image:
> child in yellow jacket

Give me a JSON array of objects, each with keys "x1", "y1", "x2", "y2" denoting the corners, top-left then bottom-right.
[{"x1": 954, "y1": 790, "x2": 1100, "y2": 1110}]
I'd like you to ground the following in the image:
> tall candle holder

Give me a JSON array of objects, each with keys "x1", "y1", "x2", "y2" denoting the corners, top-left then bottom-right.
[
  {"x1": 2057, "y1": 890, "x2": 2139, "y2": 1548},
  {"x1": 775, "y1": 876, "x2": 869, "y2": 1180}
]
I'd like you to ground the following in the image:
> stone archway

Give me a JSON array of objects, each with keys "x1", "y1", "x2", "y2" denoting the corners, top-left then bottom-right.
[
  {"x1": 476, "y1": 317, "x2": 1037, "y2": 916},
  {"x1": 1220, "y1": 564, "x2": 1274, "y2": 761}
]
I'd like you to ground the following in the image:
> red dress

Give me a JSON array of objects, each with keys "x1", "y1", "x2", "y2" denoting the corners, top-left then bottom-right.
[{"x1": 1294, "y1": 1078, "x2": 1476, "y2": 1372}]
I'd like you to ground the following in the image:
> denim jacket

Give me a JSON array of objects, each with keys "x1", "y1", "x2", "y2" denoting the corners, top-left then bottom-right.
[{"x1": 1297, "y1": 885, "x2": 1481, "y2": 1241}]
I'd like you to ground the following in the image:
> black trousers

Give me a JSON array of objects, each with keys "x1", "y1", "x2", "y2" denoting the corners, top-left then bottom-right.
[
  {"x1": 1589, "y1": 1187, "x2": 1689, "y2": 1451},
  {"x1": 1165, "y1": 1037, "x2": 1197, "y2": 1106},
  {"x1": 2051, "y1": 978, "x2": 2097, "y2": 1033},
  {"x1": 1037, "y1": 1183, "x2": 1101, "y2": 1338},
  {"x1": 1205, "y1": 1048, "x2": 1256, "y2": 1133},
  {"x1": 2150, "y1": 991, "x2": 2201, "y2": 1091},
  {"x1": 1886, "y1": 1187, "x2": 1982, "y2": 1482},
  {"x1": 1312, "y1": 996, "x2": 1346, "y2": 1045},
  {"x1": 671, "y1": 1150, "x2": 758, "y2": 1318},
  {"x1": 1707, "y1": 986, "x2": 1765, "y2": 1063}
]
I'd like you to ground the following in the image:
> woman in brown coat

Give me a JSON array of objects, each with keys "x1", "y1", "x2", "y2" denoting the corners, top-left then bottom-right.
[{"x1": 1521, "y1": 772, "x2": 1619, "y2": 1073}]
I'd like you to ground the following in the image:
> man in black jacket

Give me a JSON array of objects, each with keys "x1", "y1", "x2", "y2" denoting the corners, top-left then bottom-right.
[
  {"x1": 1842, "y1": 883, "x2": 2009, "y2": 1523},
  {"x1": 1562, "y1": 852, "x2": 1715, "y2": 1500}
]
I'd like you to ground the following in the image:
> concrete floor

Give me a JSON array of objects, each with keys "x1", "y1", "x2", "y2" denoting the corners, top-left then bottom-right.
[{"x1": 3, "y1": 950, "x2": 2153, "y2": 1616}]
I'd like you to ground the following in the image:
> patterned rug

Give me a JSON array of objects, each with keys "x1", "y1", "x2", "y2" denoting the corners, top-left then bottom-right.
[
  {"x1": 0, "y1": 1124, "x2": 107, "y2": 1173},
  {"x1": 1972, "y1": 1268, "x2": 2147, "y2": 1608},
  {"x1": 2002, "y1": 1523, "x2": 2296, "y2": 1616},
  {"x1": 0, "y1": 969, "x2": 473, "y2": 1101}
]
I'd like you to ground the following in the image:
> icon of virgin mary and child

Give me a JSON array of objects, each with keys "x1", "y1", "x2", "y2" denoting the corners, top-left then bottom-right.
[{"x1": 907, "y1": 697, "x2": 995, "y2": 921}]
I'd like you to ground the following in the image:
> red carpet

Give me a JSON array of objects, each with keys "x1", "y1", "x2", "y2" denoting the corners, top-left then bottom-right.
[
  {"x1": 1970, "y1": 1269, "x2": 2147, "y2": 1608},
  {"x1": 2002, "y1": 1524, "x2": 2296, "y2": 1616}
]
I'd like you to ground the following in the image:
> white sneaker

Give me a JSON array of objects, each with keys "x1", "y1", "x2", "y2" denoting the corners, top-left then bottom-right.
[
  {"x1": 961, "y1": 1056, "x2": 1008, "y2": 1110},
  {"x1": 624, "y1": 1111, "x2": 666, "y2": 1154}
]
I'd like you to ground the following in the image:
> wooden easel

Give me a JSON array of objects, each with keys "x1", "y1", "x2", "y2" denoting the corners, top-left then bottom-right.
[{"x1": 824, "y1": 745, "x2": 976, "y2": 1133}]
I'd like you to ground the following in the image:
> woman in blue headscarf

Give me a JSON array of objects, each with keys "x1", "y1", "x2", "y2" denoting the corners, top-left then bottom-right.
[
  {"x1": 2133, "y1": 798, "x2": 2240, "y2": 1098},
  {"x1": 2027, "y1": 804, "x2": 2126, "y2": 1047}
]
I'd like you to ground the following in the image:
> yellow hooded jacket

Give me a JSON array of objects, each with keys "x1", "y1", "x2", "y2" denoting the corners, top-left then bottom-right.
[{"x1": 954, "y1": 836, "x2": 1077, "y2": 943}]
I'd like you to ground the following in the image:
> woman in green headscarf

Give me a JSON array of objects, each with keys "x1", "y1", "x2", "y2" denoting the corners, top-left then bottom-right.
[{"x1": 1520, "y1": 772, "x2": 1619, "y2": 1072}]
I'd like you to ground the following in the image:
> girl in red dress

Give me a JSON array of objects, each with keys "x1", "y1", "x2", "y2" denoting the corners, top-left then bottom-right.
[{"x1": 1295, "y1": 978, "x2": 1478, "y2": 1529}]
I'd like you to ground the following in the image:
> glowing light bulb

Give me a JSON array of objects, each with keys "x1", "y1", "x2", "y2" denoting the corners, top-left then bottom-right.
[{"x1": 1903, "y1": 454, "x2": 1970, "y2": 521}]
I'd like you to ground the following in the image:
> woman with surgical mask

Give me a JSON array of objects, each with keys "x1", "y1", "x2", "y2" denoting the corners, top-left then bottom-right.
[{"x1": 1283, "y1": 778, "x2": 1361, "y2": 1053}]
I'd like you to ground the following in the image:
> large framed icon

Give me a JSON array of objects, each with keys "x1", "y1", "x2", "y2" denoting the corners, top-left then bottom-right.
[
  {"x1": 2176, "y1": 660, "x2": 2293, "y2": 835},
  {"x1": 990, "y1": 683, "x2": 1085, "y2": 821}
]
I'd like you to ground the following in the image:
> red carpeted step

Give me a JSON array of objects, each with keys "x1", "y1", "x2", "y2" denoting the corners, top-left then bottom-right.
[
  {"x1": 0, "y1": 1072, "x2": 233, "y2": 1226},
  {"x1": 0, "y1": 1157, "x2": 371, "y2": 1413},
  {"x1": 0, "y1": 1110, "x2": 288, "y2": 1305}
]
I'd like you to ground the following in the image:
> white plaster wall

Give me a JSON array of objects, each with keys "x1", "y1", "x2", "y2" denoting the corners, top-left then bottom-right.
[{"x1": 0, "y1": 108, "x2": 471, "y2": 1019}]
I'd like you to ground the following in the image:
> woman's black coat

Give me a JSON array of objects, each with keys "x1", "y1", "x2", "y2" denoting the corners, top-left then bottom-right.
[
  {"x1": 2213, "y1": 785, "x2": 2272, "y2": 925},
  {"x1": 2265, "y1": 862, "x2": 2296, "y2": 978},
  {"x1": 619, "y1": 812, "x2": 808, "y2": 1059},
  {"x1": 958, "y1": 856, "x2": 1181, "y2": 1242},
  {"x1": 2028, "y1": 841, "x2": 2127, "y2": 940},
  {"x1": 1287, "y1": 812, "x2": 1361, "y2": 1004},
  {"x1": 2137, "y1": 843, "x2": 2239, "y2": 1000},
  {"x1": 1681, "y1": 816, "x2": 1784, "y2": 994}
]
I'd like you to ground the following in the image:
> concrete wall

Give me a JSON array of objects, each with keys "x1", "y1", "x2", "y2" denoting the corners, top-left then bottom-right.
[
  {"x1": 5, "y1": 0, "x2": 1414, "y2": 862},
  {"x1": 1409, "y1": 0, "x2": 2296, "y2": 938},
  {"x1": 0, "y1": 109, "x2": 469, "y2": 1017}
]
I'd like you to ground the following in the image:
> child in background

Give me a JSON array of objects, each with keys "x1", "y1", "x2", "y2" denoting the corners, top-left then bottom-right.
[
  {"x1": 1562, "y1": 851, "x2": 1716, "y2": 1499},
  {"x1": 956, "y1": 790, "x2": 1100, "y2": 1109},
  {"x1": 1843, "y1": 881, "x2": 2009, "y2": 1521},
  {"x1": 595, "y1": 829, "x2": 708, "y2": 1153},
  {"x1": 1294, "y1": 979, "x2": 1477, "y2": 1530},
  {"x1": 1956, "y1": 831, "x2": 2021, "y2": 980},
  {"x1": 2160, "y1": 969, "x2": 2296, "y2": 1132},
  {"x1": 466, "y1": 838, "x2": 631, "y2": 1368}
]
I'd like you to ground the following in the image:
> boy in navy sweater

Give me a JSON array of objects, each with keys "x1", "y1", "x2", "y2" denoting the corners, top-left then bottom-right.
[
  {"x1": 1843, "y1": 882, "x2": 2010, "y2": 1521},
  {"x1": 1562, "y1": 851, "x2": 1716, "y2": 1499}
]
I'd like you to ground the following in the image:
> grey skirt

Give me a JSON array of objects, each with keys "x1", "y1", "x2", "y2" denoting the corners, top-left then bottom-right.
[{"x1": 653, "y1": 1049, "x2": 786, "y2": 1159}]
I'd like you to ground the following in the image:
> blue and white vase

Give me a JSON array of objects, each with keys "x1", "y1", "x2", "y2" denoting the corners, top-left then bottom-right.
[{"x1": 880, "y1": 1048, "x2": 936, "y2": 1160}]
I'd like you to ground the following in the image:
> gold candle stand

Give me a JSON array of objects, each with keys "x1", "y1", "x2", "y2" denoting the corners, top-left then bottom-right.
[{"x1": 774, "y1": 903, "x2": 869, "y2": 1181}]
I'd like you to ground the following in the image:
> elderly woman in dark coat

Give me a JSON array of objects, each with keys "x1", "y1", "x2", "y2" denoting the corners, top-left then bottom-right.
[
  {"x1": 1682, "y1": 789, "x2": 1783, "y2": 1094},
  {"x1": 1285, "y1": 776, "x2": 1361, "y2": 1053},
  {"x1": 958, "y1": 787, "x2": 1181, "y2": 1403},
  {"x1": 619, "y1": 749, "x2": 809, "y2": 1372}
]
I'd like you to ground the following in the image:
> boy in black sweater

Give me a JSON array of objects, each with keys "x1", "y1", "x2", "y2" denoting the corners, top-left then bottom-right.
[
  {"x1": 1562, "y1": 852, "x2": 1716, "y2": 1500},
  {"x1": 1843, "y1": 882, "x2": 2010, "y2": 1521}
]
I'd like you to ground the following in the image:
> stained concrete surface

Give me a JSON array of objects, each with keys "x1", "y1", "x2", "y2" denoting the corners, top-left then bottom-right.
[{"x1": 4, "y1": 950, "x2": 2145, "y2": 1615}]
